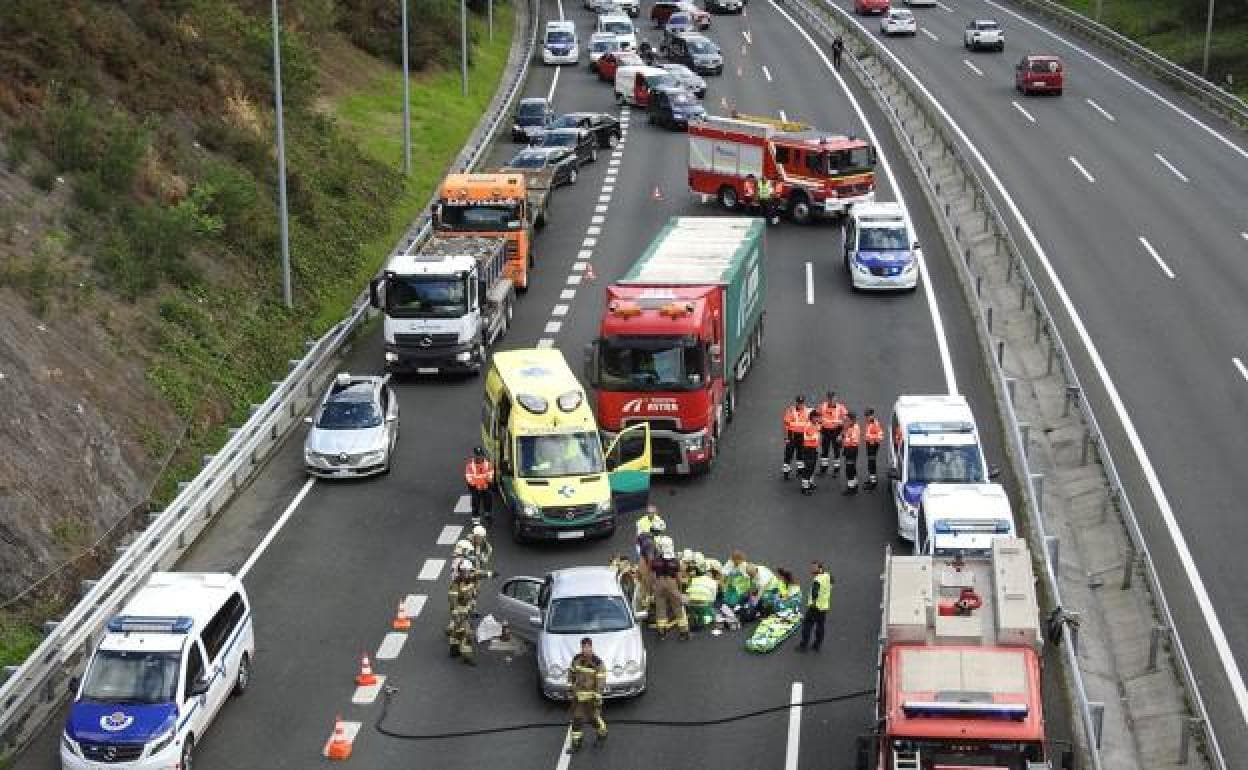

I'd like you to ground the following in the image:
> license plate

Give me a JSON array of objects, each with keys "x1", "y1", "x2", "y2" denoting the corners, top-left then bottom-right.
[
  {"x1": 557, "y1": 530, "x2": 585, "y2": 540},
  {"x1": 417, "y1": 367, "x2": 438, "y2": 374}
]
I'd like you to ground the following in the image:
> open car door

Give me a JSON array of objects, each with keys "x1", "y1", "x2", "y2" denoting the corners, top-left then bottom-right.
[{"x1": 606, "y1": 422, "x2": 651, "y2": 515}]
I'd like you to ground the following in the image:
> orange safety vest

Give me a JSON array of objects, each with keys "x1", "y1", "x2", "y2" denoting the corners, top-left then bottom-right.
[
  {"x1": 841, "y1": 422, "x2": 861, "y2": 450},
  {"x1": 783, "y1": 405, "x2": 810, "y2": 433},
  {"x1": 865, "y1": 417, "x2": 884, "y2": 447},
  {"x1": 464, "y1": 458, "x2": 493, "y2": 490},
  {"x1": 801, "y1": 422, "x2": 821, "y2": 449},
  {"x1": 743, "y1": 177, "x2": 758, "y2": 200},
  {"x1": 817, "y1": 400, "x2": 847, "y2": 430}
]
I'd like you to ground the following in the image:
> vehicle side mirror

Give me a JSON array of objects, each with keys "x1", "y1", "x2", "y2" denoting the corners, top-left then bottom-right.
[
  {"x1": 583, "y1": 341, "x2": 601, "y2": 387},
  {"x1": 888, "y1": 467, "x2": 901, "y2": 480},
  {"x1": 189, "y1": 676, "x2": 211, "y2": 697},
  {"x1": 385, "y1": 415, "x2": 398, "y2": 423},
  {"x1": 709, "y1": 343, "x2": 722, "y2": 364},
  {"x1": 68, "y1": 676, "x2": 80, "y2": 694},
  {"x1": 912, "y1": 241, "x2": 920, "y2": 250},
  {"x1": 635, "y1": 609, "x2": 649, "y2": 621},
  {"x1": 304, "y1": 416, "x2": 314, "y2": 425},
  {"x1": 528, "y1": 615, "x2": 543, "y2": 629},
  {"x1": 988, "y1": 464, "x2": 1001, "y2": 480},
  {"x1": 369, "y1": 276, "x2": 383, "y2": 309}
]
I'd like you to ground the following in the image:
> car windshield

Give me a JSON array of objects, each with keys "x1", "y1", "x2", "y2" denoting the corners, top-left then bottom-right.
[
  {"x1": 541, "y1": 132, "x2": 579, "y2": 147},
  {"x1": 318, "y1": 398, "x2": 383, "y2": 430},
  {"x1": 603, "y1": 20, "x2": 632, "y2": 34},
  {"x1": 507, "y1": 151, "x2": 548, "y2": 169},
  {"x1": 668, "y1": 13, "x2": 690, "y2": 25},
  {"x1": 599, "y1": 336, "x2": 707, "y2": 391},
  {"x1": 546, "y1": 596, "x2": 634, "y2": 633},
  {"x1": 81, "y1": 650, "x2": 180, "y2": 704},
  {"x1": 893, "y1": 10, "x2": 912, "y2": 18},
  {"x1": 385, "y1": 275, "x2": 468, "y2": 318},
  {"x1": 437, "y1": 203, "x2": 521, "y2": 232},
  {"x1": 516, "y1": 103, "x2": 547, "y2": 123},
  {"x1": 977, "y1": 21, "x2": 999, "y2": 30},
  {"x1": 518, "y1": 432, "x2": 605, "y2": 477},
  {"x1": 592, "y1": 40, "x2": 617, "y2": 52},
  {"x1": 647, "y1": 73, "x2": 678, "y2": 89},
  {"x1": 688, "y1": 39, "x2": 715, "y2": 54},
  {"x1": 906, "y1": 444, "x2": 985, "y2": 483},
  {"x1": 547, "y1": 30, "x2": 574, "y2": 43},
  {"x1": 859, "y1": 226, "x2": 909, "y2": 251}
]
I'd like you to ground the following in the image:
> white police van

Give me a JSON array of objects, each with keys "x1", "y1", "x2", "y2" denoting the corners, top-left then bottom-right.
[
  {"x1": 842, "y1": 201, "x2": 919, "y2": 291},
  {"x1": 888, "y1": 395, "x2": 997, "y2": 541},
  {"x1": 916, "y1": 482, "x2": 1016, "y2": 557},
  {"x1": 542, "y1": 20, "x2": 579, "y2": 65},
  {"x1": 61, "y1": 573, "x2": 254, "y2": 770}
]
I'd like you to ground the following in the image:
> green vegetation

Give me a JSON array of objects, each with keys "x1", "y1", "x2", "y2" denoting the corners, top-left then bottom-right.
[
  {"x1": 0, "y1": 0, "x2": 514, "y2": 669},
  {"x1": 1056, "y1": 0, "x2": 1248, "y2": 98}
]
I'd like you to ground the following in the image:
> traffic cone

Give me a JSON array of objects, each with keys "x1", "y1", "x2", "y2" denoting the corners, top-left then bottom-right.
[
  {"x1": 355, "y1": 653, "x2": 378, "y2": 686},
  {"x1": 586, "y1": 263, "x2": 596, "y2": 282},
  {"x1": 652, "y1": 185, "x2": 663, "y2": 201},
  {"x1": 326, "y1": 715, "x2": 353, "y2": 760},
  {"x1": 392, "y1": 599, "x2": 411, "y2": 631}
]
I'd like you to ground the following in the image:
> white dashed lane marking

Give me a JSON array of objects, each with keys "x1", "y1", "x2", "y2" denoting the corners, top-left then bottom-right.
[
  {"x1": 1068, "y1": 156, "x2": 1095, "y2": 184},
  {"x1": 761, "y1": 65, "x2": 772, "y2": 81},
  {"x1": 1138, "y1": 236, "x2": 1175, "y2": 279},
  {"x1": 453, "y1": 494, "x2": 471, "y2": 514},
  {"x1": 322, "y1": 721, "x2": 361, "y2": 758},
  {"x1": 1154, "y1": 152, "x2": 1188, "y2": 182},
  {"x1": 352, "y1": 675, "x2": 386, "y2": 705},
  {"x1": 561, "y1": 289, "x2": 577, "y2": 300},
  {"x1": 577, "y1": 248, "x2": 593, "y2": 259},
  {"x1": 1011, "y1": 101, "x2": 1035, "y2": 123},
  {"x1": 1085, "y1": 98, "x2": 1115, "y2": 122},
  {"x1": 921, "y1": 28, "x2": 938, "y2": 41},
  {"x1": 587, "y1": 226, "x2": 602, "y2": 235},
  {"x1": 545, "y1": 320, "x2": 563, "y2": 334},
  {"x1": 1234, "y1": 357, "x2": 1248, "y2": 383},
  {"x1": 567, "y1": 274, "x2": 582, "y2": 285},
  {"x1": 962, "y1": 59, "x2": 983, "y2": 77},
  {"x1": 404, "y1": 594, "x2": 427, "y2": 619},
  {"x1": 552, "y1": 304, "x2": 570, "y2": 316},
  {"x1": 595, "y1": 204, "x2": 609, "y2": 213},
  {"x1": 417, "y1": 559, "x2": 445, "y2": 581},
  {"x1": 573, "y1": 262, "x2": 588, "y2": 271},
  {"x1": 376, "y1": 632, "x2": 408, "y2": 661},
  {"x1": 537, "y1": 338, "x2": 556, "y2": 348},
  {"x1": 436, "y1": 525, "x2": 463, "y2": 545}
]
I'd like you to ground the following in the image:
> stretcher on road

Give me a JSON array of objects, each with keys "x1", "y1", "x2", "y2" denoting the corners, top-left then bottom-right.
[{"x1": 745, "y1": 608, "x2": 803, "y2": 653}]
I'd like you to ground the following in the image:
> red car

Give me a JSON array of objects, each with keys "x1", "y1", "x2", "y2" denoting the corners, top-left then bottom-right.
[
  {"x1": 1015, "y1": 54, "x2": 1064, "y2": 95},
  {"x1": 854, "y1": 0, "x2": 889, "y2": 14},
  {"x1": 597, "y1": 50, "x2": 645, "y2": 82}
]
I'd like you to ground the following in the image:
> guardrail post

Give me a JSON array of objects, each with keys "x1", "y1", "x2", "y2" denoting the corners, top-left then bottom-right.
[
  {"x1": 42, "y1": 621, "x2": 59, "y2": 635},
  {"x1": 986, "y1": 306, "x2": 994, "y2": 333},
  {"x1": 1044, "y1": 534, "x2": 1059, "y2": 572},
  {"x1": 1067, "y1": 611, "x2": 1081, "y2": 653},
  {"x1": 1063, "y1": 386, "x2": 1080, "y2": 417},
  {"x1": 1179, "y1": 716, "x2": 1199, "y2": 764},
  {"x1": 1046, "y1": 339, "x2": 1056, "y2": 375},
  {"x1": 1005, "y1": 377, "x2": 1017, "y2": 405},
  {"x1": 287, "y1": 359, "x2": 301, "y2": 371},
  {"x1": 1018, "y1": 422, "x2": 1031, "y2": 459},
  {"x1": 975, "y1": 274, "x2": 982, "y2": 297},
  {"x1": 1031, "y1": 473, "x2": 1045, "y2": 516},
  {"x1": 1121, "y1": 532, "x2": 1136, "y2": 590},
  {"x1": 995, "y1": 339, "x2": 1005, "y2": 366},
  {"x1": 1149, "y1": 625, "x2": 1167, "y2": 671},
  {"x1": 1090, "y1": 701, "x2": 1105, "y2": 748}
]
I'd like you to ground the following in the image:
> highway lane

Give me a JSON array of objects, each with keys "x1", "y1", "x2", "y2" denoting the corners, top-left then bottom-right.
[
  {"x1": 829, "y1": 0, "x2": 1248, "y2": 753},
  {"x1": 17, "y1": 0, "x2": 1071, "y2": 767}
]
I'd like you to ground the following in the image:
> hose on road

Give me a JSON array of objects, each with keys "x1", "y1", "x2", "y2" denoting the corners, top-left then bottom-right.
[{"x1": 374, "y1": 684, "x2": 874, "y2": 741}]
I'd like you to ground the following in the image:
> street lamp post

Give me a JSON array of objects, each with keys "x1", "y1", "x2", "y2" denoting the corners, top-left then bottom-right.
[
  {"x1": 1202, "y1": 0, "x2": 1215, "y2": 78},
  {"x1": 461, "y1": 0, "x2": 469, "y2": 97},
  {"x1": 401, "y1": 0, "x2": 412, "y2": 174},
  {"x1": 271, "y1": 0, "x2": 292, "y2": 308}
]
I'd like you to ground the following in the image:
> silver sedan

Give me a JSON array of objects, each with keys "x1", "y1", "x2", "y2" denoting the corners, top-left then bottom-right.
[{"x1": 303, "y1": 373, "x2": 399, "y2": 478}]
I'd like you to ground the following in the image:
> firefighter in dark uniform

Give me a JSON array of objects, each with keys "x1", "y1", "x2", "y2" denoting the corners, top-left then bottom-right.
[{"x1": 566, "y1": 637, "x2": 608, "y2": 753}]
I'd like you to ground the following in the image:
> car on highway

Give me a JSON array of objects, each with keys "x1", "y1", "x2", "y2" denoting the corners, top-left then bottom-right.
[
  {"x1": 842, "y1": 202, "x2": 919, "y2": 291},
  {"x1": 512, "y1": 96, "x2": 555, "y2": 142},
  {"x1": 542, "y1": 20, "x2": 579, "y2": 65},
  {"x1": 303, "y1": 373, "x2": 399, "y2": 477},
  {"x1": 61, "y1": 573, "x2": 255, "y2": 770},
  {"x1": 705, "y1": 0, "x2": 744, "y2": 14},
  {"x1": 665, "y1": 32, "x2": 723, "y2": 75},
  {"x1": 880, "y1": 8, "x2": 917, "y2": 35},
  {"x1": 550, "y1": 111, "x2": 624, "y2": 148},
  {"x1": 596, "y1": 49, "x2": 645, "y2": 82},
  {"x1": 854, "y1": 0, "x2": 890, "y2": 14},
  {"x1": 498, "y1": 567, "x2": 647, "y2": 700},
  {"x1": 501, "y1": 146, "x2": 581, "y2": 187},
  {"x1": 617, "y1": 64, "x2": 680, "y2": 107},
  {"x1": 610, "y1": 0, "x2": 640, "y2": 16},
  {"x1": 659, "y1": 62, "x2": 707, "y2": 98},
  {"x1": 903, "y1": 0, "x2": 936, "y2": 5},
  {"x1": 664, "y1": 11, "x2": 698, "y2": 37},
  {"x1": 964, "y1": 18, "x2": 1005, "y2": 51},
  {"x1": 650, "y1": 0, "x2": 683, "y2": 27},
  {"x1": 1015, "y1": 54, "x2": 1064, "y2": 95},
  {"x1": 534, "y1": 127, "x2": 599, "y2": 167},
  {"x1": 587, "y1": 32, "x2": 623, "y2": 71},
  {"x1": 674, "y1": 1, "x2": 712, "y2": 29},
  {"x1": 597, "y1": 13, "x2": 638, "y2": 51},
  {"x1": 648, "y1": 85, "x2": 707, "y2": 129}
]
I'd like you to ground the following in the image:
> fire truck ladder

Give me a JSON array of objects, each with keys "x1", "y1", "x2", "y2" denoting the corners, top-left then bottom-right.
[
  {"x1": 892, "y1": 748, "x2": 921, "y2": 770},
  {"x1": 729, "y1": 112, "x2": 811, "y2": 132}
]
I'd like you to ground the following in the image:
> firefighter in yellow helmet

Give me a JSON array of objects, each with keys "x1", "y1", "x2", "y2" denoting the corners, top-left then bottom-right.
[{"x1": 566, "y1": 637, "x2": 608, "y2": 753}]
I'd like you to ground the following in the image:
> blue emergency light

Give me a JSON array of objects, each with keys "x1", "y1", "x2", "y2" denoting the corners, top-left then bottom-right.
[
  {"x1": 933, "y1": 519, "x2": 1013, "y2": 534},
  {"x1": 107, "y1": 616, "x2": 194, "y2": 634},
  {"x1": 902, "y1": 700, "x2": 1028, "y2": 721}
]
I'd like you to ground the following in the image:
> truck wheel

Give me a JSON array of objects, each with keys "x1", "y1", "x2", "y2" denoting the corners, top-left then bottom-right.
[
  {"x1": 725, "y1": 386, "x2": 736, "y2": 423},
  {"x1": 788, "y1": 194, "x2": 812, "y2": 224},
  {"x1": 718, "y1": 185, "x2": 738, "y2": 209}
]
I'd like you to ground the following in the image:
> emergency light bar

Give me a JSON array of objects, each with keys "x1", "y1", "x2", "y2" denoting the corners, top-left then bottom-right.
[
  {"x1": 933, "y1": 519, "x2": 1013, "y2": 534},
  {"x1": 908, "y1": 421, "x2": 975, "y2": 435},
  {"x1": 107, "y1": 616, "x2": 194, "y2": 634},
  {"x1": 901, "y1": 701, "x2": 1029, "y2": 720}
]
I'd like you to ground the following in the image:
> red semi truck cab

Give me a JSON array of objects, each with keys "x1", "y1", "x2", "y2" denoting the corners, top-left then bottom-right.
[{"x1": 586, "y1": 217, "x2": 766, "y2": 475}]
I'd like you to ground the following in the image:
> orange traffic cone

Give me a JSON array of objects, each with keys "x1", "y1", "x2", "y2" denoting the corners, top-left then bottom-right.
[
  {"x1": 586, "y1": 263, "x2": 596, "y2": 282},
  {"x1": 392, "y1": 599, "x2": 411, "y2": 631},
  {"x1": 355, "y1": 653, "x2": 378, "y2": 686},
  {"x1": 327, "y1": 715, "x2": 353, "y2": 760},
  {"x1": 652, "y1": 185, "x2": 663, "y2": 201}
]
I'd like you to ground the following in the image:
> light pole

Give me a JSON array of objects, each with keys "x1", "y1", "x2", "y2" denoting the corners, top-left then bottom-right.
[
  {"x1": 401, "y1": 0, "x2": 412, "y2": 174},
  {"x1": 1201, "y1": 0, "x2": 1215, "y2": 78},
  {"x1": 271, "y1": 0, "x2": 292, "y2": 308},
  {"x1": 461, "y1": 0, "x2": 469, "y2": 97}
]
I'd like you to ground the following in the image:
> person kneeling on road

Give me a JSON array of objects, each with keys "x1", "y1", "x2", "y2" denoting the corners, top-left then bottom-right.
[{"x1": 567, "y1": 637, "x2": 608, "y2": 753}]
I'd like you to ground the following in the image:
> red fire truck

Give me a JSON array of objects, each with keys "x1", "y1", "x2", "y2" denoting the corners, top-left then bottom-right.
[
  {"x1": 858, "y1": 538, "x2": 1072, "y2": 770},
  {"x1": 687, "y1": 113, "x2": 876, "y2": 223}
]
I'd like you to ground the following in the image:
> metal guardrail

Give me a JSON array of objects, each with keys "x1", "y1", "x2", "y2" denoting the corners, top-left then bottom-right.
[
  {"x1": 780, "y1": 0, "x2": 1227, "y2": 767},
  {"x1": 1003, "y1": 0, "x2": 1248, "y2": 131},
  {"x1": 0, "y1": 0, "x2": 541, "y2": 755}
]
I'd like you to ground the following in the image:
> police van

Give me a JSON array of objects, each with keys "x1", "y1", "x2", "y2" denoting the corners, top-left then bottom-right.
[
  {"x1": 888, "y1": 394, "x2": 998, "y2": 542},
  {"x1": 842, "y1": 201, "x2": 919, "y2": 291},
  {"x1": 542, "y1": 20, "x2": 579, "y2": 65},
  {"x1": 61, "y1": 573, "x2": 255, "y2": 770},
  {"x1": 916, "y1": 482, "x2": 1016, "y2": 557}
]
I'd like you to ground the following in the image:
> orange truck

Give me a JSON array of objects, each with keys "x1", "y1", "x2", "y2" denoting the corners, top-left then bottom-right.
[{"x1": 432, "y1": 173, "x2": 538, "y2": 292}]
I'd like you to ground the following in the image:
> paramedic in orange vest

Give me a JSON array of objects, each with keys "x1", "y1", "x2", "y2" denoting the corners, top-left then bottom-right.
[
  {"x1": 781, "y1": 395, "x2": 810, "y2": 480},
  {"x1": 841, "y1": 412, "x2": 861, "y2": 495},
  {"x1": 816, "y1": 391, "x2": 848, "y2": 476},
  {"x1": 464, "y1": 447, "x2": 494, "y2": 524},
  {"x1": 799, "y1": 411, "x2": 823, "y2": 495},
  {"x1": 864, "y1": 408, "x2": 885, "y2": 490}
]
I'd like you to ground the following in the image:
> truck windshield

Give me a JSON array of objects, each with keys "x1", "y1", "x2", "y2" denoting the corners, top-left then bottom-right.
[
  {"x1": 599, "y1": 337, "x2": 707, "y2": 392},
  {"x1": 859, "y1": 226, "x2": 909, "y2": 251},
  {"x1": 825, "y1": 146, "x2": 875, "y2": 176},
  {"x1": 906, "y1": 444, "x2": 985, "y2": 484},
  {"x1": 517, "y1": 432, "x2": 605, "y2": 478},
  {"x1": 438, "y1": 203, "x2": 520, "y2": 232},
  {"x1": 891, "y1": 739, "x2": 1044, "y2": 768},
  {"x1": 603, "y1": 20, "x2": 632, "y2": 35},
  {"x1": 81, "y1": 650, "x2": 180, "y2": 704},
  {"x1": 385, "y1": 275, "x2": 468, "y2": 318}
]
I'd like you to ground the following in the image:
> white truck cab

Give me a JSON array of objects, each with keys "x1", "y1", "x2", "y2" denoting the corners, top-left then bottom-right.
[
  {"x1": 61, "y1": 573, "x2": 254, "y2": 770},
  {"x1": 888, "y1": 395, "x2": 998, "y2": 541},
  {"x1": 597, "y1": 13, "x2": 638, "y2": 51},
  {"x1": 843, "y1": 202, "x2": 919, "y2": 291},
  {"x1": 916, "y1": 482, "x2": 1016, "y2": 557}
]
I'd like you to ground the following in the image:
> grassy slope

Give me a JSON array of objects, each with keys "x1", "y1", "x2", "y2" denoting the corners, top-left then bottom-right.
[{"x1": 1056, "y1": 0, "x2": 1248, "y2": 98}]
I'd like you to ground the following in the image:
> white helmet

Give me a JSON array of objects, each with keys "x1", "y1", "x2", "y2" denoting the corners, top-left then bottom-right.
[
  {"x1": 649, "y1": 517, "x2": 667, "y2": 533},
  {"x1": 472, "y1": 525, "x2": 487, "y2": 538},
  {"x1": 454, "y1": 539, "x2": 473, "y2": 555}
]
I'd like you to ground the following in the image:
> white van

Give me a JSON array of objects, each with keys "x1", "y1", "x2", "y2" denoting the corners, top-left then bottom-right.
[
  {"x1": 843, "y1": 201, "x2": 919, "y2": 291},
  {"x1": 614, "y1": 64, "x2": 673, "y2": 106},
  {"x1": 597, "y1": 13, "x2": 638, "y2": 50},
  {"x1": 543, "y1": 20, "x2": 579, "y2": 65},
  {"x1": 916, "y1": 482, "x2": 1015, "y2": 557},
  {"x1": 61, "y1": 573, "x2": 255, "y2": 770},
  {"x1": 888, "y1": 394, "x2": 998, "y2": 541}
]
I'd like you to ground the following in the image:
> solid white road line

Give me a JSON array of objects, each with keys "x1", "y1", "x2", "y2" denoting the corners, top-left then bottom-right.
[
  {"x1": 453, "y1": 494, "x2": 472, "y2": 514},
  {"x1": 322, "y1": 721, "x2": 362, "y2": 757},
  {"x1": 851, "y1": 7, "x2": 1248, "y2": 725},
  {"x1": 1085, "y1": 98, "x2": 1116, "y2": 122},
  {"x1": 1154, "y1": 152, "x2": 1189, "y2": 183},
  {"x1": 1138, "y1": 236, "x2": 1175, "y2": 279},
  {"x1": 983, "y1": 0, "x2": 1248, "y2": 162},
  {"x1": 545, "y1": 320, "x2": 563, "y2": 334},
  {"x1": 1069, "y1": 156, "x2": 1095, "y2": 183},
  {"x1": 805, "y1": 262, "x2": 814, "y2": 304},
  {"x1": 761, "y1": 64, "x2": 773, "y2": 81},
  {"x1": 417, "y1": 558, "x2": 445, "y2": 581},
  {"x1": 962, "y1": 59, "x2": 983, "y2": 77},
  {"x1": 561, "y1": 288, "x2": 577, "y2": 300},
  {"x1": 1011, "y1": 101, "x2": 1036, "y2": 123},
  {"x1": 238, "y1": 477, "x2": 315, "y2": 580},
  {"x1": 376, "y1": 632, "x2": 408, "y2": 661},
  {"x1": 784, "y1": 682, "x2": 803, "y2": 770},
  {"x1": 1233, "y1": 357, "x2": 1248, "y2": 383},
  {"x1": 537, "y1": 338, "x2": 556, "y2": 348},
  {"x1": 921, "y1": 28, "x2": 938, "y2": 41},
  {"x1": 772, "y1": 0, "x2": 958, "y2": 394},
  {"x1": 436, "y1": 525, "x2": 463, "y2": 545},
  {"x1": 554, "y1": 727, "x2": 575, "y2": 770}
]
